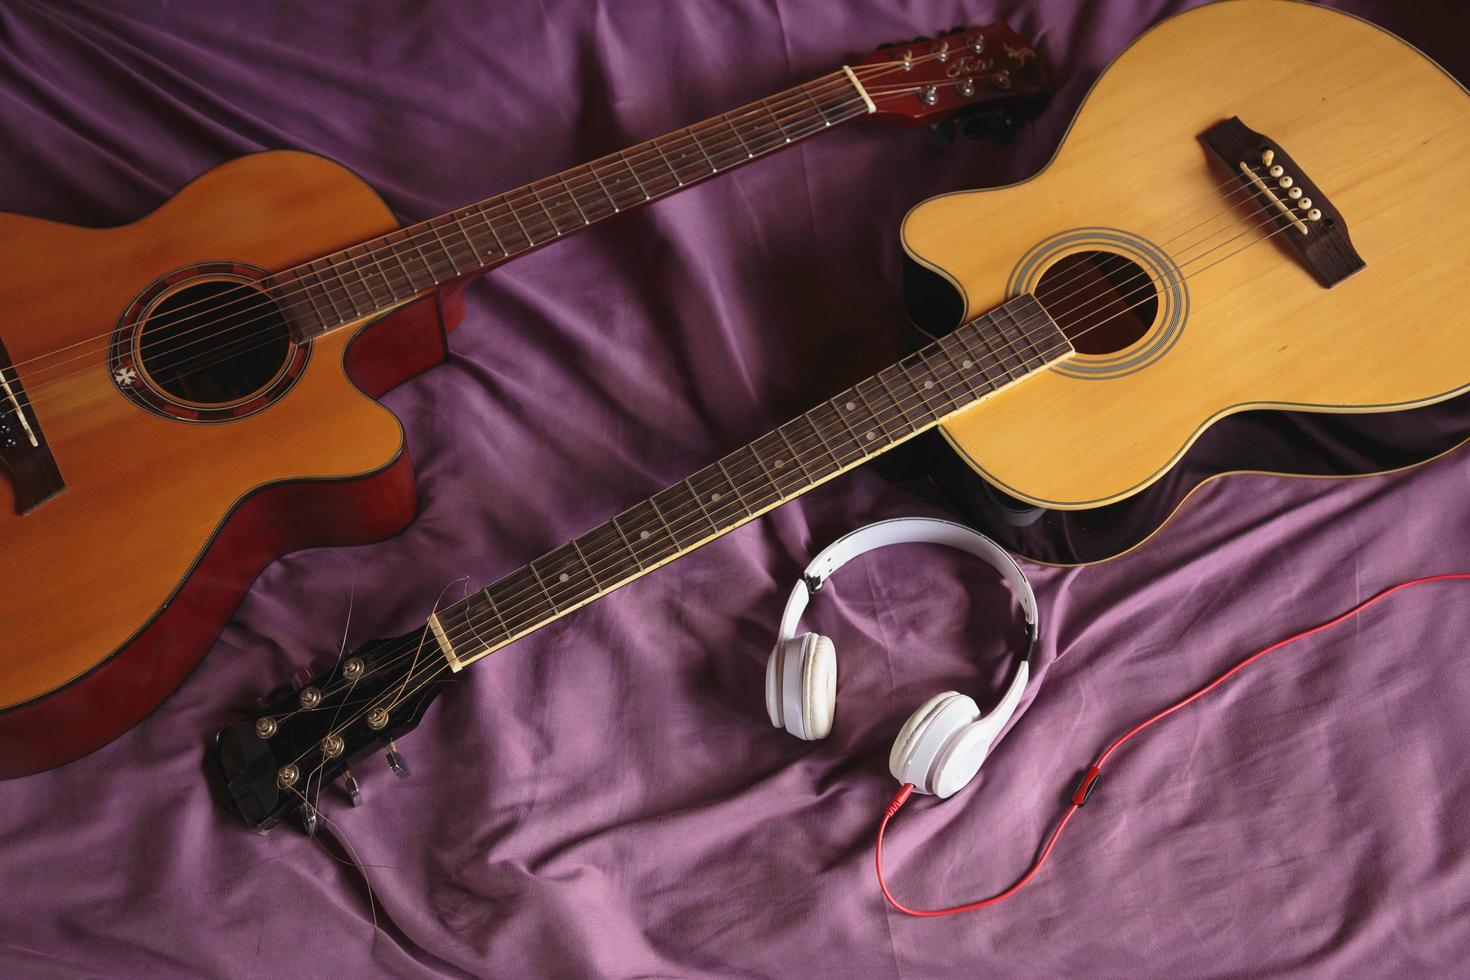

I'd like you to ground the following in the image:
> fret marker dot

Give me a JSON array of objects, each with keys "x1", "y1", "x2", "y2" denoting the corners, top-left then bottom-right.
[
  {"x1": 962, "y1": 359, "x2": 973, "y2": 369},
  {"x1": 865, "y1": 430, "x2": 877, "y2": 442},
  {"x1": 711, "y1": 493, "x2": 722, "y2": 502},
  {"x1": 846, "y1": 401, "x2": 857, "y2": 411},
  {"x1": 923, "y1": 380, "x2": 935, "y2": 389},
  {"x1": 640, "y1": 530, "x2": 650, "y2": 539},
  {"x1": 774, "y1": 459, "x2": 785, "y2": 468},
  {"x1": 558, "y1": 572, "x2": 570, "y2": 583}
]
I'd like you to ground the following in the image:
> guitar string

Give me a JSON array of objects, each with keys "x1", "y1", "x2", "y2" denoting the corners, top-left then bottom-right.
[
  {"x1": 0, "y1": 54, "x2": 947, "y2": 389},
  {"x1": 18, "y1": 109, "x2": 1266, "y2": 403},
  {"x1": 284, "y1": 201, "x2": 1308, "y2": 734},
  {"x1": 1, "y1": 84, "x2": 878, "y2": 405},
  {"x1": 291, "y1": 191, "x2": 1313, "y2": 710},
  {"x1": 11, "y1": 158, "x2": 1279, "y2": 418}
]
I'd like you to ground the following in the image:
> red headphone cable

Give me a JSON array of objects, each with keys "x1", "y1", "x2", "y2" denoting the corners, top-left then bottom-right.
[{"x1": 875, "y1": 572, "x2": 1470, "y2": 917}]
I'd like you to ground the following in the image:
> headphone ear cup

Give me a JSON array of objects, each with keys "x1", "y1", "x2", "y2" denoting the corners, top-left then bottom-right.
[
  {"x1": 800, "y1": 634, "x2": 837, "y2": 740},
  {"x1": 889, "y1": 691, "x2": 987, "y2": 798},
  {"x1": 766, "y1": 634, "x2": 837, "y2": 740}
]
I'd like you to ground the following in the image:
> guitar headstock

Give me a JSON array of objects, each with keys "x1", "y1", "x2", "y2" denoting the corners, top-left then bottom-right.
[
  {"x1": 854, "y1": 23, "x2": 1051, "y2": 128},
  {"x1": 214, "y1": 625, "x2": 454, "y2": 833}
]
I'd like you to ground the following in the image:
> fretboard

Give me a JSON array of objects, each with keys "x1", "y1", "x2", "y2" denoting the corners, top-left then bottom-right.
[
  {"x1": 273, "y1": 70, "x2": 873, "y2": 341},
  {"x1": 426, "y1": 294, "x2": 1072, "y2": 671}
]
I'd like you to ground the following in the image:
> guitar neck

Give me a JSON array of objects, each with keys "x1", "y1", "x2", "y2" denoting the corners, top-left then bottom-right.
[
  {"x1": 425, "y1": 294, "x2": 1071, "y2": 671},
  {"x1": 279, "y1": 69, "x2": 874, "y2": 341}
]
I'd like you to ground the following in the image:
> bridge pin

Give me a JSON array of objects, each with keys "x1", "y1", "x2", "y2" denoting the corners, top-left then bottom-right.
[
  {"x1": 1268, "y1": 164, "x2": 1284, "y2": 178},
  {"x1": 1288, "y1": 186, "x2": 1303, "y2": 200},
  {"x1": 1307, "y1": 208, "x2": 1322, "y2": 221},
  {"x1": 1297, "y1": 198, "x2": 1313, "y2": 211},
  {"x1": 1277, "y1": 176, "x2": 1293, "y2": 189}
]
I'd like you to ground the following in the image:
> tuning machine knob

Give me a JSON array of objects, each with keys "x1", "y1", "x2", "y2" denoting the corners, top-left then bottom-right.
[
  {"x1": 297, "y1": 802, "x2": 318, "y2": 836},
  {"x1": 342, "y1": 768, "x2": 364, "y2": 807},
  {"x1": 920, "y1": 85, "x2": 939, "y2": 106},
  {"x1": 386, "y1": 741, "x2": 410, "y2": 779}
]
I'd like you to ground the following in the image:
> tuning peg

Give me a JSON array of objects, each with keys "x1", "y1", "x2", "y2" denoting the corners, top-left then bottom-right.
[
  {"x1": 386, "y1": 741, "x2": 410, "y2": 779},
  {"x1": 342, "y1": 768, "x2": 363, "y2": 807},
  {"x1": 928, "y1": 119, "x2": 957, "y2": 151},
  {"x1": 297, "y1": 802, "x2": 318, "y2": 837}
]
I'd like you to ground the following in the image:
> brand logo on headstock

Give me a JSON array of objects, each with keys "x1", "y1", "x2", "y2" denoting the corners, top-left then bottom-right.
[{"x1": 946, "y1": 55, "x2": 995, "y2": 78}]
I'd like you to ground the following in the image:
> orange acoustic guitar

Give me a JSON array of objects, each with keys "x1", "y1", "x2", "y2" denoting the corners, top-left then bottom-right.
[{"x1": 0, "y1": 26, "x2": 1050, "y2": 776}]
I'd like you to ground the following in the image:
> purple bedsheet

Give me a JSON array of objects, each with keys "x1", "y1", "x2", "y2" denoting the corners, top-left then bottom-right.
[{"x1": 4, "y1": 1, "x2": 1470, "y2": 976}]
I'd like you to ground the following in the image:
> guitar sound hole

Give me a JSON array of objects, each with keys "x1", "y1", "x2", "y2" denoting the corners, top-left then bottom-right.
[
  {"x1": 139, "y1": 280, "x2": 290, "y2": 405},
  {"x1": 1034, "y1": 250, "x2": 1158, "y2": 355}
]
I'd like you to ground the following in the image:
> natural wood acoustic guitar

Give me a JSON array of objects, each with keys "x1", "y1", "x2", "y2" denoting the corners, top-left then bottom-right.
[
  {"x1": 208, "y1": 0, "x2": 1470, "y2": 832},
  {"x1": 0, "y1": 26, "x2": 1050, "y2": 777},
  {"x1": 900, "y1": 0, "x2": 1470, "y2": 564}
]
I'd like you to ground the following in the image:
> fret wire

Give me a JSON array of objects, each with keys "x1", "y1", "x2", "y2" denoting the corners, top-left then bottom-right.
[
  {"x1": 960, "y1": 324, "x2": 1011, "y2": 389},
  {"x1": 647, "y1": 496, "x2": 680, "y2": 547},
  {"x1": 723, "y1": 111, "x2": 755, "y2": 159},
  {"x1": 586, "y1": 162, "x2": 623, "y2": 213},
  {"x1": 986, "y1": 311, "x2": 1031, "y2": 375},
  {"x1": 501, "y1": 194, "x2": 539, "y2": 248},
  {"x1": 1004, "y1": 300, "x2": 1049, "y2": 366},
  {"x1": 556, "y1": 173, "x2": 591, "y2": 225},
  {"x1": 746, "y1": 441, "x2": 785, "y2": 501},
  {"x1": 469, "y1": 204, "x2": 507, "y2": 258},
  {"x1": 686, "y1": 127, "x2": 719, "y2": 173},
  {"x1": 343, "y1": 252, "x2": 376, "y2": 314},
  {"x1": 406, "y1": 234, "x2": 442, "y2": 284},
  {"x1": 527, "y1": 564, "x2": 562, "y2": 612},
  {"x1": 569, "y1": 538, "x2": 603, "y2": 590},
  {"x1": 850, "y1": 386, "x2": 889, "y2": 445},
  {"x1": 804, "y1": 410, "x2": 849, "y2": 467},
  {"x1": 762, "y1": 99, "x2": 794, "y2": 142},
  {"x1": 914, "y1": 349, "x2": 963, "y2": 412},
  {"x1": 959, "y1": 323, "x2": 1014, "y2": 385},
  {"x1": 827, "y1": 398, "x2": 871, "y2": 457},
  {"x1": 650, "y1": 138, "x2": 686, "y2": 188},
  {"x1": 346, "y1": 246, "x2": 387, "y2": 309},
  {"x1": 777, "y1": 421, "x2": 824, "y2": 478},
  {"x1": 451, "y1": 211, "x2": 487, "y2": 265},
  {"x1": 426, "y1": 218, "x2": 464, "y2": 277},
  {"x1": 364, "y1": 240, "x2": 402, "y2": 303},
  {"x1": 390, "y1": 244, "x2": 424, "y2": 294},
  {"x1": 895, "y1": 356, "x2": 942, "y2": 417},
  {"x1": 333, "y1": 260, "x2": 368, "y2": 317},
  {"x1": 315, "y1": 260, "x2": 355, "y2": 321},
  {"x1": 526, "y1": 186, "x2": 563, "y2": 237},
  {"x1": 683, "y1": 478, "x2": 722, "y2": 532},
  {"x1": 873, "y1": 371, "x2": 924, "y2": 431},
  {"x1": 801, "y1": 85, "x2": 835, "y2": 126},
  {"x1": 299, "y1": 269, "x2": 332, "y2": 326},
  {"x1": 479, "y1": 587, "x2": 514, "y2": 638},
  {"x1": 619, "y1": 154, "x2": 652, "y2": 201},
  {"x1": 609, "y1": 516, "x2": 645, "y2": 571},
  {"x1": 714, "y1": 459, "x2": 753, "y2": 516}
]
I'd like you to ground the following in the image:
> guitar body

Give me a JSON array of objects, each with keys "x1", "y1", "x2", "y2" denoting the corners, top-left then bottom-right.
[
  {"x1": 0, "y1": 151, "x2": 464, "y2": 776},
  {"x1": 902, "y1": 0, "x2": 1470, "y2": 564}
]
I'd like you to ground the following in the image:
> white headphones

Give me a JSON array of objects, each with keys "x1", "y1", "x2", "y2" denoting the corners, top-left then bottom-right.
[{"x1": 765, "y1": 518, "x2": 1038, "y2": 799}]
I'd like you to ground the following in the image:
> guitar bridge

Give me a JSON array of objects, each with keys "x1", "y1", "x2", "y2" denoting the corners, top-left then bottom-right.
[
  {"x1": 0, "y1": 336, "x2": 65, "y2": 514},
  {"x1": 1201, "y1": 116, "x2": 1364, "y2": 288}
]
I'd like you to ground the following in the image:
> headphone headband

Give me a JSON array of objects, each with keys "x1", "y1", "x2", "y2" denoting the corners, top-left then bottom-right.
[{"x1": 776, "y1": 517, "x2": 1038, "y2": 663}]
